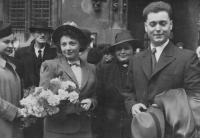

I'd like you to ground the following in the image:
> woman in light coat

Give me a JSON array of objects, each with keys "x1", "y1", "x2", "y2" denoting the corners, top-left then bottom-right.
[{"x1": 0, "y1": 23, "x2": 23, "y2": 138}]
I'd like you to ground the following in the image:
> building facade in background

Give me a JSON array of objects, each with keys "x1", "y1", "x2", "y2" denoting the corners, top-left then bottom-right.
[{"x1": 1, "y1": 0, "x2": 200, "y2": 50}]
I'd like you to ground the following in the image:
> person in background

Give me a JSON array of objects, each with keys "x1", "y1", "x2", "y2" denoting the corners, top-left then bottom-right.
[
  {"x1": 98, "y1": 30, "x2": 140, "y2": 138},
  {"x1": 176, "y1": 42, "x2": 185, "y2": 49},
  {"x1": 87, "y1": 47, "x2": 103, "y2": 70},
  {"x1": 0, "y1": 22, "x2": 23, "y2": 138},
  {"x1": 135, "y1": 48, "x2": 141, "y2": 53},
  {"x1": 39, "y1": 22, "x2": 97, "y2": 138},
  {"x1": 124, "y1": 1, "x2": 200, "y2": 137},
  {"x1": 15, "y1": 20, "x2": 57, "y2": 89},
  {"x1": 101, "y1": 44, "x2": 115, "y2": 64},
  {"x1": 14, "y1": 20, "x2": 57, "y2": 138},
  {"x1": 79, "y1": 29, "x2": 94, "y2": 62}
]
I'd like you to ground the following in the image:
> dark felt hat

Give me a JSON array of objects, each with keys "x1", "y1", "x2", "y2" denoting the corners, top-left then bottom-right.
[
  {"x1": 131, "y1": 106, "x2": 165, "y2": 138},
  {"x1": 109, "y1": 30, "x2": 140, "y2": 51},
  {"x1": 52, "y1": 24, "x2": 88, "y2": 52},
  {"x1": 0, "y1": 21, "x2": 12, "y2": 38},
  {"x1": 29, "y1": 20, "x2": 53, "y2": 33}
]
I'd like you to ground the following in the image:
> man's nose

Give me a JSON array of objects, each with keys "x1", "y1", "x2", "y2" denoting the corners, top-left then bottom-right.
[
  {"x1": 40, "y1": 32, "x2": 45, "y2": 36},
  {"x1": 155, "y1": 24, "x2": 161, "y2": 31}
]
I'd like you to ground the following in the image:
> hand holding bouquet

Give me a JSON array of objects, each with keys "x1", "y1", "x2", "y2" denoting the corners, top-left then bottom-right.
[{"x1": 20, "y1": 77, "x2": 79, "y2": 127}]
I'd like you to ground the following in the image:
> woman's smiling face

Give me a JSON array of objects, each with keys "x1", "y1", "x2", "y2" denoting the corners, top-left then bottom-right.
[
  {"x1": 60, "y1": 35, "x2": 81, "y2": 62},
  {"x1": 115, "y1": 42, "x2": 134, "y2": 62}
]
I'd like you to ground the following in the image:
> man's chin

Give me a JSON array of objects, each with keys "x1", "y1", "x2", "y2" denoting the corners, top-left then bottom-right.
[
  {"x1": 38, "y1": 40, "x2": 47, "y2": 44},
  {"x1": 119, "y1": 58, "x2": 129, "y2": 62},
  {"x1": 153, "y1": 40, "x2": 166, "y2": 46}
]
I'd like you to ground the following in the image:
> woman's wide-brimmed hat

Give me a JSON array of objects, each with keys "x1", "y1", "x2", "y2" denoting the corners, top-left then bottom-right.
[
  {"x1": 109, "y1": 30, "x2": 140, "y2": 51},
  {"x1": 131, "y1": 106, "x2": 165, "y2": 138},
  {"x1": 52, "y1": 22, "x2": 88, "y2": 52},
  {"x1": 29, "y1": 20, "x2": 54, "y2": 33},
  {"x1": 0, "y1": 21, "x2": 12, "y2": 38}
]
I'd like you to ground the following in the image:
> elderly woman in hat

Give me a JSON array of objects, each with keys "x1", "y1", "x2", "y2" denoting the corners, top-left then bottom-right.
[
  {"x1": 0, "y1": 22, "x2": 23, "y2": 138},
  {"x1": 39, "y1": 22, "x2": 97, "y2": 138},
  {"x1": 98, "y1": 30, "x2": 140, "y2": 138}
]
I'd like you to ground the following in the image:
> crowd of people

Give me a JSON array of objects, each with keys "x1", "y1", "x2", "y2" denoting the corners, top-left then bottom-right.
[{"x1": 0, "y1": 1, "x2": 200, "y2": 138}]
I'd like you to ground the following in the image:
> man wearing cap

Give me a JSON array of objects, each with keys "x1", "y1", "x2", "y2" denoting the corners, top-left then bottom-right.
[
  {"x1": 123, "y1": 1, "x2": 200, "y2": 137},
  {"x1": 15, "y1": 20, "x2": 57, "y2": 138},
  {"x1": 0, "y1": 22, "x2": 23, "y2": 138}
]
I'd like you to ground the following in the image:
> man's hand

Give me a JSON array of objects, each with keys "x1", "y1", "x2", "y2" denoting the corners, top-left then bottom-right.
[
  {"x1": 131, "y1": 103, "x2": 147, "y2": 117},
  {"x1": 80, "y1": 99, "x2": 92, "y2": 111}
]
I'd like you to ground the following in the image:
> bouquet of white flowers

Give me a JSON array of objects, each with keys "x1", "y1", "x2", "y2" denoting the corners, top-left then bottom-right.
[{"x1": 20, "y1": 77, "x2": 79, "y2": 128}]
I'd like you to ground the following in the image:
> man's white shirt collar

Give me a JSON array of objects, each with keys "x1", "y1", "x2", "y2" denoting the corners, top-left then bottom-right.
[
  {"x1": 150, "y1": 39, "x2": 169, "y2": 62},
  {"x1": 34, "y1": 46, "x2": 45, "y2": 58}
]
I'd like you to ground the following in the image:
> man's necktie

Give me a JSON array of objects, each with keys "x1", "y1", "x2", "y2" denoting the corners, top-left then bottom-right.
[
  {"x1": 38, "y1": 50, "x2": 42, "y2": 68},
  {"x1": 151, "y1": 48, "x2": 157, "y2": 72}
]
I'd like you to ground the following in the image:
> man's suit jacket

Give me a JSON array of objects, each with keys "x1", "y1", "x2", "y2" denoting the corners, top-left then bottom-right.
[
  {"x1": 14, "y1": 40, "x2": 57, "y2": 88},
  {"x1": 124, "y1": 41, "x2": 200, "y2": 114},
  {"x1": 39, "y1": 56, "x2": 97, "y2": 134}
]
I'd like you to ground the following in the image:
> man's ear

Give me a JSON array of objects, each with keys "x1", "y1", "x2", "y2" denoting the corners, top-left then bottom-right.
[{"x1": 170, "y1": 20, "x2": 173, "y2": 30}]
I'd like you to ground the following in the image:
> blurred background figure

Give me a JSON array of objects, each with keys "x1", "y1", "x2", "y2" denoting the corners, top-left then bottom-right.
[
  {"x1": 176, "y1": 42, "x2": 185, "y2": 49},
  {"x1": 101, "y1": 44, "x2": 115, "y2": 64},
  {"x1": 135, "y1": 48, "x2": 141, "y2": 53},
  {"x1": 196, "y1": 46, "x2": 200, "y2": 60},
  {"x1": 98, "y1": 30, "x2": 141, "y2": 138},
  {"x1": 87, "y1": 47, "x2": 103, "y2": 69},
  {"x1": 79, "y1": 29, "x2": 94, "y2": 62}
]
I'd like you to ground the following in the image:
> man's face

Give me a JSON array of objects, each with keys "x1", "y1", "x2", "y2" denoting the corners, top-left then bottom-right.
[
  {"x1": 145, "y1": 11, "x2": 173, "y2": 46},
  {"x1": 0, "y1": 34, "x2": 14, "y2": 57},
  {"x1": 104, "y1": 53, "x2": 114, "y2": 62},
  {"x1": 32, "y1": 29, "x2": 50, "y2": 44}
]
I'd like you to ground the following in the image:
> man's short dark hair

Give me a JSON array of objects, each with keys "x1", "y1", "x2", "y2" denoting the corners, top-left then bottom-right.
[
  {"x1": 143, "y1": 1, "x2": 172, "y2": 21},
  {"x1": 87, "y1": 48, "x2": 103, "y2": 65}
]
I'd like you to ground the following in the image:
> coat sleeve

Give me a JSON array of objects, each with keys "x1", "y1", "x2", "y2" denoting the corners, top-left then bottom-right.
[
  {"x1": 0, "y1": 97, "x2": 18, "y2": 122},
  {"x1": 88, "y1": 65, "x2": 98, "y2": 109},
  {"x1": 39, "y1": 60, "x2": 56, "y2": 89},
  {"x1": 122, "y1": 57, "x2": 138, "y2": 115},
  {"x1": 183, "y1": 52, "x2": 200, "y2": 97}
]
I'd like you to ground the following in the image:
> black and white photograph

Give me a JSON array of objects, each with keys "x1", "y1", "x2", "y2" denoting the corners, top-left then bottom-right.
[{"x1": 0, "y1": 0, "x2": 200, "y2": 138}]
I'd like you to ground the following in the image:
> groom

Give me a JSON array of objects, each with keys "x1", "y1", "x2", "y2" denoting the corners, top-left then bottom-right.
[{"x1": 123, "y1": 1, "x2": 200, "y2": 137}]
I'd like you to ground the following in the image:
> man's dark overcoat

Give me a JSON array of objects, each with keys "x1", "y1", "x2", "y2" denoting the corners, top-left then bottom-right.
[
  {"x1": 15, "y1": 40, "x2": 57, "y2": 89},
  {"x1": 98, "y1": 61, "x2": 132, "y2": 138},
  {"x1": 124, "y1": 41, "x2": 200, "y2": 114}
]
